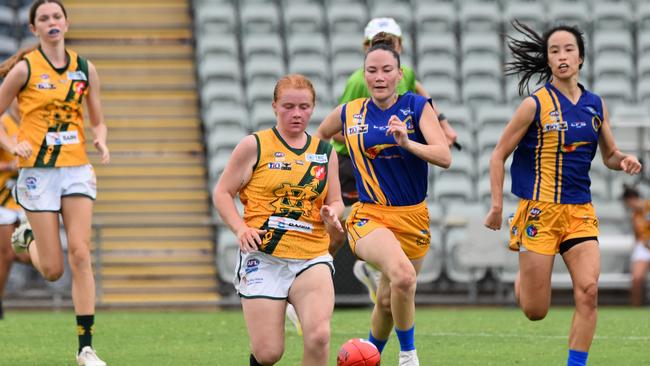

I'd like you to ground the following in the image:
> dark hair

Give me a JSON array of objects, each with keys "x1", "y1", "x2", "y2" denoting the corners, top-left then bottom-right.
[
  {"x1": 364, "y1": 43, "x2": 401, "y2": 69},
  {"x1": 506, "y1": 20, "x2": 585, "y2": 96},
  {"x1": 622, "y1": 184, "x2": 641, "y2": 200},
  {"x1": 29, "y1": 0, "x2": 67, "y2": 26}
]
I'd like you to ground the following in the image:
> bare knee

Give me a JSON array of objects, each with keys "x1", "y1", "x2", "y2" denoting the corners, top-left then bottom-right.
[
  {"x1": 575, "y1": 281, "x2": 598, "y2": 310},
  {"x1": 41, "y1": 264, "x2": 64, "y2": 281},
  {"x1": 521, "y1": 305, "x2": 548, "y2": 321},
  {"x1": 304, "y1": 322, "x2": 330, "y2": 352},
  {"x1": 389, "y1": 261, "x2": 416, "y2": 296},
  {"x1": 252, "y1": 347, "x2": 283, "y2": 365},
  {"x1": 67, "y1": 242, "x2": 91, "y2": 269}
]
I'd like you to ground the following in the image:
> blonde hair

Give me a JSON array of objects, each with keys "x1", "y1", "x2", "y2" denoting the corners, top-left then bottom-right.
[{"x1": 273, "y1": 74, "x2": 316, "y2": 104}]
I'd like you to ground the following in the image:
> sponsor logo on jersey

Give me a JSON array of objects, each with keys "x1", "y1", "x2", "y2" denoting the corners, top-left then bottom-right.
[
  {"x1": 67, "y1": 71, "x2": 87, "y2": 81},
  {"x1": 543, "y1": 121, "x2": 568, "y2": 133},
  {"x1": 347, "y1": 124, "x2": 368, "y2": 136},
  {"x1": 36, "y1": 82, "x2": 56, "y2": 90},
  {"x1": 527, "y1": 207, "x2": 542, "y2": 221},
  {"x1": 306, "y1": 153, "x2": 328, "y2": 163},
  {"x1": 400, "y1": 107, "x2": 412, "y2": 116},
  {"x1": 311, "y1": 166, "x2": 326, "y2": 181},
  {"x1": 549, "y1": 110, "x2": 560, "y2": 118},
  {"x1": 561, "y1": 141, "x2": 591, "y2": 153},
  {"x1": 356, "y1": 218, "x2": 369, "y2": 227},
  {"x1": 592, "y1": 115, "x2": 602, "y2": 132},
  {"x1": 268, "y1": 216, "x2": 313, "y2": 233},
  {"x1": 570, "y1": 121, "x2": 587, "y2": 128},
  {"x1": 294, "y1": 159, "x2": 304, "y2": 165},
  {"x1": 45, "y1": 131, "x2": 80, "y2": 146},
  {"x1": 268, "y1": 162, "x2": 292, "y2": 170}
]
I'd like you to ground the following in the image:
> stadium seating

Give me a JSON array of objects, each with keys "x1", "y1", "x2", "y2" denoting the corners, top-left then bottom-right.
[{"x1": 189, "y1": 0, "x2": 650, "y2": 301}]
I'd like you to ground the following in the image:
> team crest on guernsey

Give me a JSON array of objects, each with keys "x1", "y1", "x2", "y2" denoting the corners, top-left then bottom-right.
[
  {"x1": 310, "y1": 166, "x2": 326, "y2": 181},
  {"x1": 525, "y1": 224, "x2": 538, "y2": 238}
]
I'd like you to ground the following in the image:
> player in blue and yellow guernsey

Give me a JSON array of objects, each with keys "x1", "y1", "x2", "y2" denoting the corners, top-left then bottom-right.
[
  {"x1": 484, "y1": 21, "x2": 642, "y2": 366},
  {"x1": 0, "y1": 1, "x2": 110, "y2": 365},
  {"x1": 318, "y1": 44, "x2": 451, "y2": 366},
  {"x1": 214, "y1": 75, "x2": 344, "y2": 366}
]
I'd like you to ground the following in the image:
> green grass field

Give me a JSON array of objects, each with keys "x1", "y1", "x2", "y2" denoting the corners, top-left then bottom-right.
[{"x1": 1, "y1": 307, "x2": 648, "y2": 365}]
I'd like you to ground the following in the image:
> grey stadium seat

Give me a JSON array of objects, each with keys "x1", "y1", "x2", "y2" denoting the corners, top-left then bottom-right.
[
  {"x1": 203, "y1": 104, "x2": 248, "y2": 132},
  {"x1": 0, "y1": 5, "x2": 14, "y2": 36},
  {"x1": 638, "y1": 79, "x2": 650, "y2": 106},
  {"x1": 459, "y1": 1, "x2": 501, "y2": 32},
  {"x1": 415, "y1": 1, "x2": 456, "y2": 33},
  {"x1": 641, "y1": 2, "x2": 650, "y2": 31},
  {"x1": 332, "y1": 55, "x2": 362, "y2": 86},
  {"x1": 370, "y1": 2, "x2": 412, "y2": 31},
  {"x1": 547, "y1": 0, "x2": 589, "y2": 28},
  {"x1": 240, "y1": 2, "x2": 280, "y2": 35},
  {"x1": 216, "y1": 229, "x2": 241, "y2": 284},
  {"x1": 639, "y1": 31, "x2": 650, "y2": 57},
  {"x1": 195, "y1": 3, "x2": 237, "y2": 34},
  {"x1": 250, "y1": 103, "x2": 277, "y2": 131},
  {"x1": 417, "y1": 31, "x2": 457, "y2": 59},
  {"x1": 439, "y1": 104, "x2": 474, "y2": 129},
  {"x1": 421, "y1": 77, "x2": 460, "y2": 105},
  {"x1": 197, "y1": 37, "x2": 238, "y2": 60},
  {"x1": 246, "y1": 79, "x2": 276, "y2": 108},
  {"x1": 461, "y1": 32, "x2": 501, "y2": 58},
  {"x1": 418, "y1": 54, "x2": 458, "y2": 83},
  {"x1": 244, "y1": 56, "x2": 285, "y2": 85},
  {"x1": 289, "y1": 56, "x2": 330, "y2": 87},
  {"x1": 416, "y1": 227, "x2": 444, "y2": 284},
  {"x1": 593, "y1": 30, "x2": 633, "y2": 56},
  {"x1": 476, "y1": 104, "x2": 514, "y2": 128},
  {"x1": 287, "y1": 33, "x2": 328, "y2": 59},
  {"x1": 206, "y1": 125, "x2": 248, "y2": 156},
  {"x1": 327, "y1": 2, "x2": 368, "y2": 35},
  {"x1": 593, "y1": 77, "x2": 633, "y2": 109},
  {"x1": 462, "y1": 78, "x2": 503, "y2": 108},
  {"x1": 199, "y1": 56, "x2": 241, "y2": 83},
  {"x1": 476, "y1": 124, "x2": 504, "y2": 154},
  {"x1": 284, "y1": 2, "x2": 325, "y2": 34},
  {"x1": 242, "y1": 33, "x2": 284, "y2": 60},
  {"x1": 461, "y1": 54, "x2": 502, "y2": 83},
  {"x1": 637, "y1": 54, "x2": 650, "y2": 80},
  {"x1": 504, "y1": 1, "x2": 545, "y2": 35},
  {"x1": 201, "y1": 81, "x2": 244, "y2": 107},
  {"x1": 434, "y1": 171, "x2": 475, "y2": 203},
  {"x1": 593, "y1": 54, "x2": 633, "y2": 80},
  {"x1": 330, "y1": 34, "x2": 364, "y2": 59},
  {"x1": 592, "y1": 0, "x2": 633, "y2": 31}
]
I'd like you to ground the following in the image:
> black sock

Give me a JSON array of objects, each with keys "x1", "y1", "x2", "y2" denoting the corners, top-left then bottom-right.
[
  {"x1": 0, "y1": 300, "x2": 4, "y2": 319},
  {"x1": 250, "y1": 354, "x2": 263, "y2": 366},
  {"x1": 76, "y1": 314, "x2": 94, "y2": 352}
]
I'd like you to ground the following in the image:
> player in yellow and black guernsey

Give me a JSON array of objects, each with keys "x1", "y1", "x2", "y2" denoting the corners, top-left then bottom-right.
[
  {"x1": 318, "y1": 43, "x2": 450, "y2": 364},
  {"x1": 214, "y1": 75, "x2": 344, "y2": 366},
  {"x1": 0, "y1": 1, "x2": 109, "y2": 364},
  {"x1": 0, "y1": 101, "x2": 30, "y2": 320},
  {"x1": 484, "y1": 21, "x2": 641, "y2": 366}
]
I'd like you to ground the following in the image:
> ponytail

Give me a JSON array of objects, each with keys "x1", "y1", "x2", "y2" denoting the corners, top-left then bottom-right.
[
  {"x1": 506, "y1": 20, "x2": 585, "y2": 96},
  {"x1": 0, "y1": 45, "x2": 37, "y2": 78}
]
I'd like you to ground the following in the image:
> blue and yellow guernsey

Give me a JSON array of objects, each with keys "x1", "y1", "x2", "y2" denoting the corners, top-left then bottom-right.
[
  {"x1": 342, "y1": 92, "x2": 429, "y2": 206},
  {"x1": 511, "y1": 83, "x2": 603, "y2": 204}
]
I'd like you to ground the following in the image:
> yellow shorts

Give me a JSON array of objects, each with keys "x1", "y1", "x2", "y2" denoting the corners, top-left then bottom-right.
[
  {"x1": 508, "y1": 199, "x2": 599, "y2": 256},
  {"x1": 346, "y1": 201, "x2": 430, "y2": 260}
]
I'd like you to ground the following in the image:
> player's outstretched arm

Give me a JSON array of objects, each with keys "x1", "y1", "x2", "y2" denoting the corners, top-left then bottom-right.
[
  {"x1": 316, "y1": 105, "x2": 344, "y2": 141},
  {"x1": 485, "y1": 97, "x2": 536, "y2": 230}
]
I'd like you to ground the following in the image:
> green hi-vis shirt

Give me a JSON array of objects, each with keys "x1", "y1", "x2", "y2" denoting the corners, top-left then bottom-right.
[{"x1": 332, "y1": 65, "x2": 417, "y2": 156}]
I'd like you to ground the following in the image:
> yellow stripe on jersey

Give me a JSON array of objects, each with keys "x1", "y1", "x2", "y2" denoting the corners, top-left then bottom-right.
[
  {"x1": 344, "y1": 99, "x2": 388, "y2": 205},
  {"x1": 548, "y1": 89, "x2": 564, "y2": 202},
  {"x1": 533, "y1": 88, "x2": 561, "y2": 203},
  {"x1": 18, "y1": 48, "x2": 90, "y2": 168}
]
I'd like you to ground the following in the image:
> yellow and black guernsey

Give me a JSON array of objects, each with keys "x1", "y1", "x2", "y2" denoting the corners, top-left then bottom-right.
[
  {"x1": 511, "y1": 83, "x2": 602, "y2": 204},
  {"x1": 240, "y1": 127, "x2": 332, "y2": 259},
  {"x1": 342, "y1": 92, "x2": 429, "y2": 206},
  {"x1": 0, "y1": 114, "x2": 19, "y2": 209},
  {"x1": 18, "y1": 48, "x2": 90, "y2": 168}
]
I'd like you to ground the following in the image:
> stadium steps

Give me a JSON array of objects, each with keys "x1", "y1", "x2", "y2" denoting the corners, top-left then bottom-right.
[{"x1": 65, "y1": 0, "x2": 217, "y2": 307}]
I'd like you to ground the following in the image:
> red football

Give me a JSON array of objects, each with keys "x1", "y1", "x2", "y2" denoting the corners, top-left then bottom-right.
[{"x1": 337, "y1": 338, "x2": 381, "y2": 366}]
